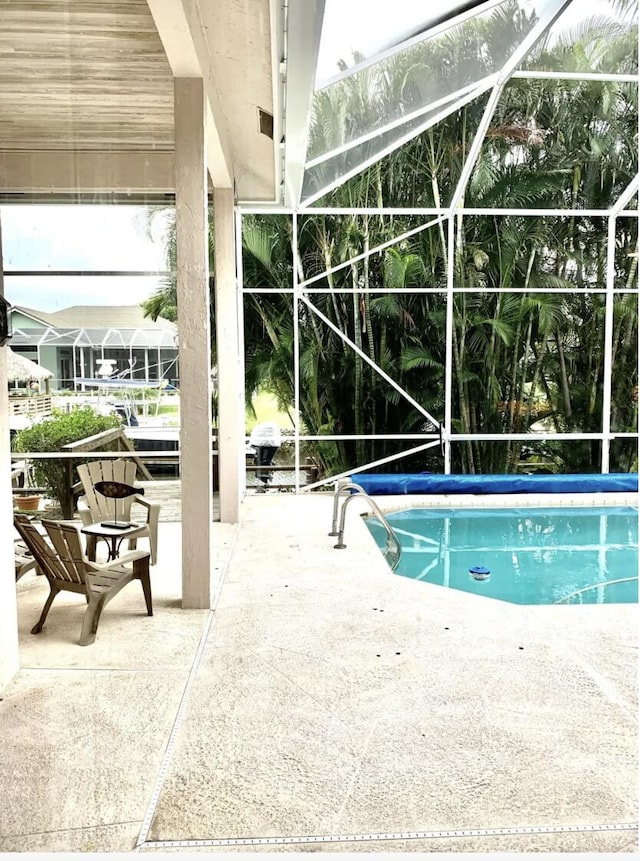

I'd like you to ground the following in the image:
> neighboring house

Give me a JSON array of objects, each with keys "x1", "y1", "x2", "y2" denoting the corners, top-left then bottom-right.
[{"x1": 8, "y1": 305, "x2": 179, "y2": 391}]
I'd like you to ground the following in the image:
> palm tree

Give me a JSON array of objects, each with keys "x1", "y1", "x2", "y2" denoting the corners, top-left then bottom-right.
[{"x1": 144, "y1": 0, "x2": 637, "y2": 476}]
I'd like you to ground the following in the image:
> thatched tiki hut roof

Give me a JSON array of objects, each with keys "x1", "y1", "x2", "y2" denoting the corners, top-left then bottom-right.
[{"x1": 7, "y1": 347, "x2": 52, "y2": 392}]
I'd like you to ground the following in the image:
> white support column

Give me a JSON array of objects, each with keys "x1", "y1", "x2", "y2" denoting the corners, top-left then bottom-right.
[
  {"x1": 0, "y1": 342, "x2": 18, "y2": 691},
  {"x1": 444, "y1": 215, "x2": 455, "y2": 474},
  {"x1": 601, "y1": 215, "x2": 617, "y2": 474},
  {"x1": 0, "y1": 216, "x2": 19, "y2": 691},
  {"x1": 175, "y1": 77, "x2": 213, "y2": 608},
  {"x1": 214, "y1": 187, "x2": 242, "y2": 522},
  {"x1": 293, "y1": 211, "x2": 301, "y2": 491},
  {"x1": 235, "y1": 207, "x2": 247, "y2": 499}
]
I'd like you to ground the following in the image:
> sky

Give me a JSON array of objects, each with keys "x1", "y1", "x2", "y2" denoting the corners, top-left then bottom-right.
[
  {"x1": 316, "y1": 0, "x2": 444, "y2": 84},
  {"x1": 315, "y1": 0, "x2": 612, "y2": 84},
  {"x1": 2, "y1": 205, "x2": 170, "y2": 313}
]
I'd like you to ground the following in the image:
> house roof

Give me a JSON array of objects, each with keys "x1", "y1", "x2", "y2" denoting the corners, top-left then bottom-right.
[
  {"x1": 10, "y1": 304, "x2": 177, "y2": 349},
  {"x1": 10, "y1": 306, "x2": 58, "y2": 327},
  {"x1": 13, "y1": 305, "x2": 175, "y2": 331},
  {"x1": 7, "y1": 347, "x2": 53, "y2": 382}
]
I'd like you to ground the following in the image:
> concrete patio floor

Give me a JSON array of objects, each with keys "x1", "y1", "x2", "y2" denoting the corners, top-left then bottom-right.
[{"x1": 1, "y1": 493, "x2": 637, "y2": 854}]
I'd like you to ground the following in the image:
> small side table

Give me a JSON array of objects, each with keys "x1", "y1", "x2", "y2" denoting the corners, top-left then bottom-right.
[{"x1": 81, "y1": 522, "x2": 146, "y2": 562}]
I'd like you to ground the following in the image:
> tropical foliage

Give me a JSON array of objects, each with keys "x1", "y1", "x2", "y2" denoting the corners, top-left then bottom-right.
[
  {"x1": 12, "y1": 407, "x2": 121, "y2": 517},
  {"x1": 144, "y1": 0, "x2": 638, "y2": 478}
]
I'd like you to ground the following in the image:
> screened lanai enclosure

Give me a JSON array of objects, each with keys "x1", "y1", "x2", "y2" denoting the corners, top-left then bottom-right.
[
  {"x1": 2, "y1": 0, "x2": 638, "y2": 496},
  {"x1": 1, "y1": 0, "x2": 638, "y2": 844},
  {"x1": 234, "y1": 0, "x2": 638, "y2": 487}
]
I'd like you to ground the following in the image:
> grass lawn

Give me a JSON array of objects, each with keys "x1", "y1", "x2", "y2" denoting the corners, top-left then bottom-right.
[
  {"x1": 151, "y1": 391, "x2": 294, "y2": 432},
  {"x1": 247, "y1": 392, "x2": 293, "y2": 431}
]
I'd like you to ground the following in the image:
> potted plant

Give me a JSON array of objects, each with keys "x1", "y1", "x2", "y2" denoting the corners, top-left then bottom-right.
[
  {"x1": 14, "y1": 491, "x2": 43, "y2": 511},
  {"x1": 12, "y1": 460, "x2": 42, "y2": 511}
]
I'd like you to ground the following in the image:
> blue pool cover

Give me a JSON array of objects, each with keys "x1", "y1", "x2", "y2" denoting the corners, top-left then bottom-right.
[{"x1": 350, "y1": 473, "x2": 639, "y2": 495}]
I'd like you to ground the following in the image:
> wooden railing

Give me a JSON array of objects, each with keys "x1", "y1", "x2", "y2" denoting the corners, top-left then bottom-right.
[
  {"x1": 11, "y1": 433, "x2": 320, "y2": 517},
  {"x1": 12, "y1": 427, "x2": 155, "y2": 519},
  {"x1": 9, "y1": 394, "x2": 52, "y2": 418}
]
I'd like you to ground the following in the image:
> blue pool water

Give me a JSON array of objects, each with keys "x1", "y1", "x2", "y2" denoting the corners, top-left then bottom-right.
[{"x1": 365, "y1": 506, "x2": 638, "y2": 605}]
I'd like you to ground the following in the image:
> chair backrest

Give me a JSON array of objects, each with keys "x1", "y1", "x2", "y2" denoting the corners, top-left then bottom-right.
[
  {"x1": 14, "y1": 515, "x2": 87, "y2": 586},
  {"x1": 14, "y1": 532, "x2": 36, "y2": 581},
  {"x1": 77, "y1": 460, "x2": 138, "y2": 521}
]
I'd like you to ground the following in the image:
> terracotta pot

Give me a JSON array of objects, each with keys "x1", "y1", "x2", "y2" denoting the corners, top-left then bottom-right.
[{"x1": 15, "y1": 494, "x2": 43, "y2": 511}]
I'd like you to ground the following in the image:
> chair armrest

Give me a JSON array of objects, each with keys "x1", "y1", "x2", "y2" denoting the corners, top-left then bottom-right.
[
  {"x1": 76, "y1": 495, "x2": 94, "y2": 527},
  {"x1": 132, "y1": 494, "x2": 160, "y2": 514},
  {"x1": 131, "y1": 495, "x2": 160, "y2": 565},
  {"x1": 85, "y1": 549, "x2": 150, "y2": 572}
]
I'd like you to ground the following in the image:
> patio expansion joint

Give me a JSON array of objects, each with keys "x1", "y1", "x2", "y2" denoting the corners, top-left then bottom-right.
[
  {"x1": 15, "y1": 666, "x2": 181, "y2": 674},
  {"x1": 136, "y1": 822, "x2": 638, "y2": 850},
  {"x1": 134, "y1": 523, "x2": 241, "y2": 850},
  {"x1": 1, "y1": 818, "x2": 143, "y2": 842}
]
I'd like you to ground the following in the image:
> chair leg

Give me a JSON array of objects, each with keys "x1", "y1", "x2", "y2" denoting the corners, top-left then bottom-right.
[
  {"x1": 79, "y1": 593, "x2": 107, "y2": 646},
  {"x1": 85, "y1": 534, "x2": 97, "y2": 562},
  {"x1": 135, "y1": 557, "x2": 153, "y2": 616},
  {"x1": 31, "y1": 584, "x2": 60, "y2": 634}
]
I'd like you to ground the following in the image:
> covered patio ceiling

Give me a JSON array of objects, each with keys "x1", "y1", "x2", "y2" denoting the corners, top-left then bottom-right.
[{"x1": 0, "y1": 0, "x2": 278, "y2": 201}]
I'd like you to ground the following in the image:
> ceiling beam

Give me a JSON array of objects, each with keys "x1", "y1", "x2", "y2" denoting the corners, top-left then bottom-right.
[
  {"x1": 283, "y1": 0, "x2": 325, "y2": 208},
  {"x1": 146, "y1": 0, "x2": 234, "y2": 189},
  {"x1": 269, "y1": 0, "x2": 286, "y2": 206},
  {"x1": 0, "y1": 151, "x2": 174, "y2": 194}
]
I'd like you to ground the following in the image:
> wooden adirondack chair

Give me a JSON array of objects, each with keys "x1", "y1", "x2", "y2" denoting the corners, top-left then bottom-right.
[
  {"x1": 76, "y1": 460, "x2": 160, "y2": 564},
  {"x1": 14, "y1": 518, "x2": 47, "y2": 581},
  {"x1": 14, "y1": 514, "x2": 152, "y2": 647},
  {"x1": 15, "y1": 537, "x2": 37, "y2": 581}
]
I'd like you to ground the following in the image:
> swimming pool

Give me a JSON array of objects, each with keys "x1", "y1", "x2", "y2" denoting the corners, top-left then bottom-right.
[{"x1": 365, "y1": 506, "x2": 638, "y2": 605}]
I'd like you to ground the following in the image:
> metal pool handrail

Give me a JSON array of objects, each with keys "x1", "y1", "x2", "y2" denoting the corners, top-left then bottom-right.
[
  {"x1": 329, "y1": 480, "x2": 402, "y2": 571},
  {"x1": 329, "y1": 478, "x2": 363, "y2": 536},
  {"x1": 554, "y1": 576, "x2": 639, "y2": 604}
]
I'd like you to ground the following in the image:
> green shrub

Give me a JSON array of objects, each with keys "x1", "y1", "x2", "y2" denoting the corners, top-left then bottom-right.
[{"x1": 13, "y1": 407, "x2": 121, "y2": 517}]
